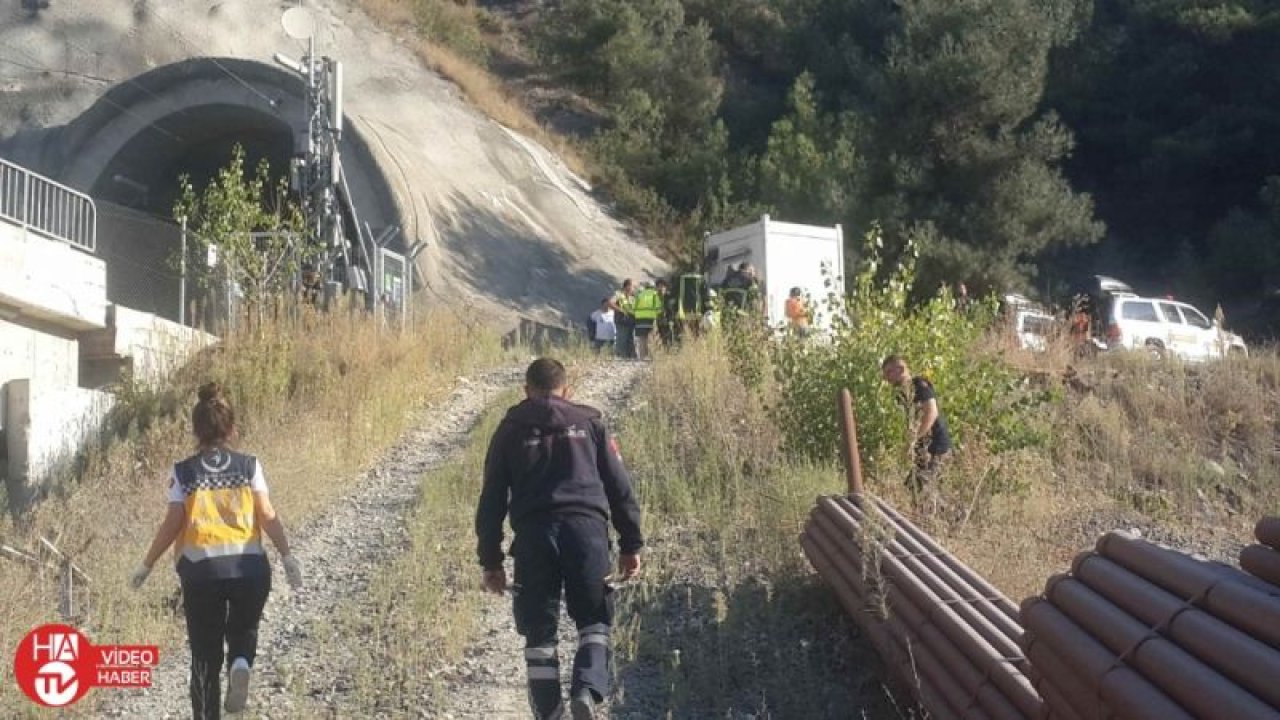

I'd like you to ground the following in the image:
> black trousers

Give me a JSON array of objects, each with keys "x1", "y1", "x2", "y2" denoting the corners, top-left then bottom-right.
[
  {"x1": 512, "y1": 515, "x2": 614, "y2": 717},
  {"x1": 181, "y1": 574, "x2": 272, "y2": 720}
]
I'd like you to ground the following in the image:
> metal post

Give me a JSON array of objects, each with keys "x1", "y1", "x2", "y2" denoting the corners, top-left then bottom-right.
[
  {"x1": 838, "y1": 388, "x2": 865, "y2": 495},
  {"x1": 179, "y1": 216, "x2": 188, "y2": 325}
]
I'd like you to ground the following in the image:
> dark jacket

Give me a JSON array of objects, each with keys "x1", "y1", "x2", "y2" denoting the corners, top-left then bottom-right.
[{"x1": 475, "y1": 396, "x2": 644, "y2": 570}]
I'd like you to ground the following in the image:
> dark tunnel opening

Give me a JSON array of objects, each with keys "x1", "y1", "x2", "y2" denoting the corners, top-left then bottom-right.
[
  {"x1": 91, "y1": 104, "x2": 294, "y2": 217},
  {"x1": 88, "y1": 104, "x2": 296, "y2": 322}
]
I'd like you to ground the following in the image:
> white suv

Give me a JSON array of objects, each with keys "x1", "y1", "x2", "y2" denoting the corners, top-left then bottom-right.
[{"x1": 1104, "y1": 295, "x2": 1247, "y2": 361}]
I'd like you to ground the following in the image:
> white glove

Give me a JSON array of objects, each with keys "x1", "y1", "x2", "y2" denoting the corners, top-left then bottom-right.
[
  {"x1": 281, "y1": 554, "x2": 303, "y2": 590},
  {"x1": 129, "y1": 563, "x2": 151, "y2": 590}
]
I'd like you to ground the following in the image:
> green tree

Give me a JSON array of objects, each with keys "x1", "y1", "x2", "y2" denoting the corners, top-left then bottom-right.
[
  {"x1": 1047, "y1": 0, "x2": 1280, "y2": 307},
  {"x1": 757, "y1": 73, "x2": 862, "y2": 223},
  {"x1": 537, "y1": 0, "x2": 732, "y2": 217},
  {"x1": 865, "y1": 0, "x2": 1102, "y2": 293},
  {"x1": 173, "y1": 145, "x2": 307, "y2": 329}
]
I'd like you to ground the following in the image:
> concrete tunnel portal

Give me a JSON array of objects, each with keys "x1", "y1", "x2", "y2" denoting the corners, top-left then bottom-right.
[{"x1": 17, "y1": 57, "x2": 402, "y2": 322}]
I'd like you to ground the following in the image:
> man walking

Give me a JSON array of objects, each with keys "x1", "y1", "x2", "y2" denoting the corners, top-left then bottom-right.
[{"x1": 476, "y1": 358, "x2": 645, "y2": 719}]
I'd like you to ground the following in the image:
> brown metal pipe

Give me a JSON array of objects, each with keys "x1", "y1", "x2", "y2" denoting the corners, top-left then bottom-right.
[
  {"x1": 803, "y1": 527, "x2": 972, "y2": 717},
  {"x1": 1241, "y1": 544, "x2": 1280, "y2": 588},
  {"x1": 808, "y1": 513, "x2": 1023, "y2": 720},
  {"x1": 802, "y1": 527, "x2": 964, "y2": 720},
  {"x1": 1072, "y1": 553, "x2": 1280, "y2": 707},
  {"x1": 1044, "y1": 575, "x2": 1279, "y2": 719},
  {"x1": 1022, "y1": 637, "x2": 1107, "y2": 720},
  {"x1": 1032, "y1": 677, "x2": 1089, "y2": 720},
  {"x1": 1257, "y1": 517, "x2": 1280, "y2": 550},
  {"x1": 1096, "y1": 531, "x2": 1280, "y2": 648},
  {"x1": 823, "y1": 497, "x2": 1028, "y2": 664},
  {"x1": 843, "y1": 495, "x2": 1024, "y2": 645},
  {"x1": 814, "y1": 499, "x2": 1043, "y2": 717},
  {"x1": 837, "y1": 389, "x2": 865, "y2": 495},
  {"x1": 870, "y1": 496, "x2": 1021, "y2": 622},
  {"x1": 880, "y1": 612, "x2": 995, "y2": 720},
  {"x1": 1020, "y1": 597, "x2": 1193, "y2": 720}
]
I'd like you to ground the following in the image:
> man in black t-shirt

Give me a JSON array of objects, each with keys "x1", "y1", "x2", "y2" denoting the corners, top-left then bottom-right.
[{"x1": 881, "y1": 355, "x2": 952, "y2": 496}]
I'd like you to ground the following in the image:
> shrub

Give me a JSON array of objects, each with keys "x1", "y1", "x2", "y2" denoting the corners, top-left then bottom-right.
[{"x1": 770, "y1": 226, "x2": 1053, "y2": 478}]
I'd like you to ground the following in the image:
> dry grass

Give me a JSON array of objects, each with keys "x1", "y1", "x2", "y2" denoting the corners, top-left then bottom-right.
[
  {"x1": 354, "y1": 0, "x2": 590, "y2": 178},
  {"x1": 321, "y1": 385, "x2": 520, "y2": 715},
  {"x1": 0, "y1": 307, "x2": 503, "y2": 718},
  {"x1": 316, "y1": 352, "x2": 602, "y2": 714},
  {"x1": 924, "y1": 346, "x2": 1280, "y2": 601},
  {"x1": 611, "y1": 336, "x2": 894, "y2": 717}
]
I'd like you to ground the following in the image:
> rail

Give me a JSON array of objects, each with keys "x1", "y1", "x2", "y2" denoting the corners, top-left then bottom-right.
[{"x1": 0, "y1": 156, "x2": 97, "y2": 252}]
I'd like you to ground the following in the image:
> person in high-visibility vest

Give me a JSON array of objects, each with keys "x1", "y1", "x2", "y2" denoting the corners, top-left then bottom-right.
[
  {"x1": 132, "y1": 383, "x2": 303, "y2": 719},
  {"x1": 632, "y1": 282, "x2": 663, "y2": 360},
  {"x1": 785, "y1": 287, "x2": 811, "y2": 336}
]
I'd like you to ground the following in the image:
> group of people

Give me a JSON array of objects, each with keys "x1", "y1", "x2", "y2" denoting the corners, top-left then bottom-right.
[
  {"x1": 132, "y1": 353, "x2": 943, "y2": 720},
  {"x1": 588, "y1": 263, "x2": 815, "y2": 358}
]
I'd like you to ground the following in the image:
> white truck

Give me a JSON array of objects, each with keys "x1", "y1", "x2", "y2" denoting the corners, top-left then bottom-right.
[{"x1": 704, "y1": 215, "x2": 846, "y2": 331}]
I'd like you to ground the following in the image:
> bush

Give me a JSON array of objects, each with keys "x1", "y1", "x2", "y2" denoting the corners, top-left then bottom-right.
[
  {"x1": 770, "y1": 226, "x2": 1053, "y2": 478},
  {"x1": 414, "y1": 0, "x2": 489, "y2": 63}
]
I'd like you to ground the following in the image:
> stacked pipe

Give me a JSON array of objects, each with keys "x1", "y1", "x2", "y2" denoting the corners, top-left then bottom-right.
[
  {"x1": 801, "y1": 494, "x2": 1044, "y2": 719},
  {"x1": 1239, "y1": 516, "x2": 1280, "y2": 588},
  {"x1": 1020, "y1": 529, "x2": 1280, "y2": 720}
]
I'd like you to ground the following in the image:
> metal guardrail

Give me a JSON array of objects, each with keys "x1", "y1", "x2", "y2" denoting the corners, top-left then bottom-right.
[{"x1": 0, "y1": 157, "x2": 97, "y2": 252}]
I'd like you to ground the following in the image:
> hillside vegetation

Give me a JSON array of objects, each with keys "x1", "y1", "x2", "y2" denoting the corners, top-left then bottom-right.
[{"x1": 379, "y1": 0, "x2": 1280, "y2": 333}]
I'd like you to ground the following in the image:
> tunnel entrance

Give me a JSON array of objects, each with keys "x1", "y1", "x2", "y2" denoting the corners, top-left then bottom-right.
[
  {"x1": 87, "y1": 103, "x2": 296, "y2": 323},
  {"x1": 38, "y1": 57, "x2": 401, "y2": 323},
  {"x1": 90, "y1": 104, "x2": 293, "y2": 218}
]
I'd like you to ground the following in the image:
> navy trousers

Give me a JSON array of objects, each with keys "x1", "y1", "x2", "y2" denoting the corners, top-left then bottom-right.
[
  {"x1": 512, "y1": 515, "x2": 614, "y2": 718},
  {"x1": 181, "y1": 574, "x2": 271, "y2": 720}
]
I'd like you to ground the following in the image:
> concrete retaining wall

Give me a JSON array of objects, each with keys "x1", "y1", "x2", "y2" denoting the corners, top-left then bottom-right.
[
  {"x1": 0, "y1": 219, "x2": 107, "y2": 331},
  {"x1": 4, "y1": 380, "x2": 114, "y2": 511}
]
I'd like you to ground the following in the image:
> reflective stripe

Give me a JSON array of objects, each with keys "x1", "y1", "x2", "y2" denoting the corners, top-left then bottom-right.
[
  {"x1": 526, "y1": 666, "x2": 559, "y2": 680},
  {"x1": 578, "y1": 623, "x2": 608, "y2": 635},
  {"x1": 578, "y1": 633, "x2": 609, "y2": 648},
  {"x1": 181, "y1": 541, "x2": 265, "y2": 563},
  {"x1": 524, "y1": 646, "x2": 557, "y2": 660}
]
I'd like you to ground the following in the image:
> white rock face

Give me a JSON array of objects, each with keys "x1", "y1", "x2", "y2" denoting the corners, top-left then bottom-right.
[{"x1": 0, "y1": 0, "x2": 666, "y2": 328}]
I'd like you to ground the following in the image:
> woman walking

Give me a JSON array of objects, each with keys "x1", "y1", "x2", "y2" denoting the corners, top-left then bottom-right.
[{"x1": 131, "y1": 382, "x2": 303, "y2": 718}]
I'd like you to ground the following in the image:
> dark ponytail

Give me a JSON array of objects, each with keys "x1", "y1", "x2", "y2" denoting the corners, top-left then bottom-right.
[{"x1": 193, "y1": 382, "x2": 235, "y2": 449}]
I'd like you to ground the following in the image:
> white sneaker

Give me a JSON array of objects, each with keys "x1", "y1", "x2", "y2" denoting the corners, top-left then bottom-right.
[{"x1": 224, "y1": 657, "x2": 251, "y2": 714}]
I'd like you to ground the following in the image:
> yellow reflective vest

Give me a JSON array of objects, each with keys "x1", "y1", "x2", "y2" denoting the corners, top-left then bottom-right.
[
  {"x1": 633, "y1": 287, "x2": 663, "y2": 321},
  {"x1": 171, "y1": 449, "x2": 268, "y2": 581}
]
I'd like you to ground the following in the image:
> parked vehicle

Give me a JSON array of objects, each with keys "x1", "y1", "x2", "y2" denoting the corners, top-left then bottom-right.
[
  {"x1": 1014, "y1": 309, "x2": 1057, "y2": 352},
  {"x1": 1103, "y1": 295, "x2": 1248, "y2": 361},
  {"x1": 1002, "y1": 293, "x2": 1057, "y2": 352},
  {"x1": 704, "y1": 214, "x2": 846, "y2": 331}
]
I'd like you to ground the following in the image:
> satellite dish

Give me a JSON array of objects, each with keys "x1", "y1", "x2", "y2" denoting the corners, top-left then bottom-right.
[{"x1": 281, "y1": 7, "x2": 316, "y2": 40}]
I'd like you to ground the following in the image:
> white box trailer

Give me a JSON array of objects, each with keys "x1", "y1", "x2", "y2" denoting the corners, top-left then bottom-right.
[{"x1": 704, "y1": 215, "x2": 846, "y2": 331}]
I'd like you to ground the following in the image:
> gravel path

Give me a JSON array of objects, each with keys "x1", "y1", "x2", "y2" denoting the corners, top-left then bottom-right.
[{"x1": 101, "y1": 360, "x2": 655, "y2": 719}]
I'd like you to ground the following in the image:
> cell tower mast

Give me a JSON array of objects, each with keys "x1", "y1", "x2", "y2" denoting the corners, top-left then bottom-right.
[{"x1": 275, "y1": 7, "x2": 378, "y2": 310}]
